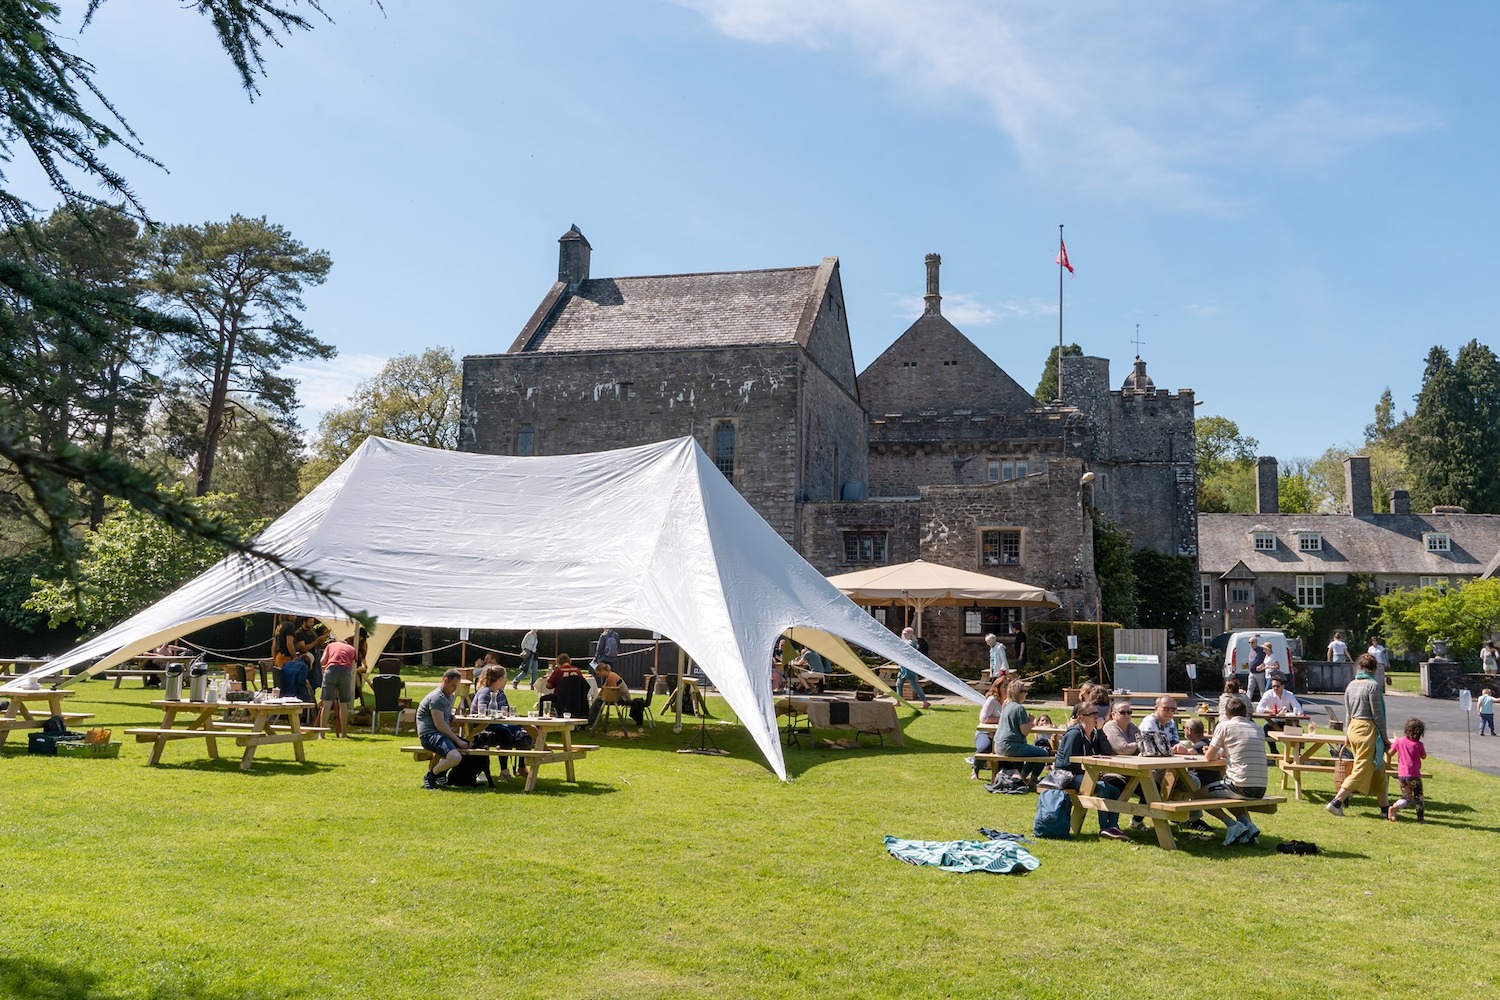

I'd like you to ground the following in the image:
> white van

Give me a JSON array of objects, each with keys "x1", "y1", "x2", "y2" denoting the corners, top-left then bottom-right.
[{"x1": 1223, "y1": 630, "x2": 1293, "y2": 680}]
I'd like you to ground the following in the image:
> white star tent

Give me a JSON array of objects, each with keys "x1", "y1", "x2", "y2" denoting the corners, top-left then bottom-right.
[{"x1": 11, "y1": 437, "x2": 980, "y2": 778}]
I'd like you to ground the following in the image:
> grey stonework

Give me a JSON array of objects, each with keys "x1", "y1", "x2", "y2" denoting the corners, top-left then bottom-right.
[{"x1": 461, "y1": 231, "x2": 1197, "y2": 673}]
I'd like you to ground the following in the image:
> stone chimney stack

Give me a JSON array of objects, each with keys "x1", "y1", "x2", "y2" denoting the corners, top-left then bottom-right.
[
  {"x1": 923, "y1": 253, "x2": 942, "y2": 316},
  {"x1": 558, "y1": 225, "x2": 591, "y2": 291},
  {"x1": 1389, "y1": 489, "x2": 1411, "y2": 515},
  {"x1": 1255, "y1": 456, "x2": 1279, "y2": 514},
  {"x1": 1344, "y1": 455, "x2": 1374, "y2": 516}
]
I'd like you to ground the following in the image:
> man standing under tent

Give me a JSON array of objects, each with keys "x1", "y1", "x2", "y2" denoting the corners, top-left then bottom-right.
[
  {"x1": 596, "y1": 626, "x2": 621, "y2": 671},
  {"x1": 272, "y1": 615, "x2": 299, "y2": 668},
  {"x1": 319, "y1": 636, "x2": 358, "y2": 738},
  {"x1": 418, "y1": 670, "x2": 470, "y2": 790}
]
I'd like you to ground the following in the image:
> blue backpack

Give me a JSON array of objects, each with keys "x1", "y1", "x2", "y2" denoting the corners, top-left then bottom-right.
[{"x1": 1033, "y1": 788, "x2": 1073, "y2": 839}]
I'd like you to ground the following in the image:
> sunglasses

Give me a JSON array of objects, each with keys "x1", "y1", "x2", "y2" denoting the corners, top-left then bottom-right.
[{"x1": 1079, "y1": 711, "x2": 1099, "y2": 718}]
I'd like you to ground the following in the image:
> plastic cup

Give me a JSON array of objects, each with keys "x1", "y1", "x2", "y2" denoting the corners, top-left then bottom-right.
[{"x1": 563, "y1": 712, "x2": 573, "y2": 720}]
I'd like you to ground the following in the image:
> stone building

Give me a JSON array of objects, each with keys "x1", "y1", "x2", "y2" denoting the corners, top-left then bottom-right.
[
  {"x1": 461, "y1": 228, "x2": 1198, "y2": 669},
  {"x1": 1196, "y1": 455, "x2": 1500, "y2": 642}
]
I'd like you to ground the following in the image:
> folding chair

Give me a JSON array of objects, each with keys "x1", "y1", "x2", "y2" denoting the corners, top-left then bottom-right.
[{"x1": 370, "y1": 674, "x2": 407, "y2": 734}]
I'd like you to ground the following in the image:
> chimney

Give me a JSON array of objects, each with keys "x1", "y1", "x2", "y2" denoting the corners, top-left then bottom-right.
[
  {"x1": 1255, "y1": 456, "x2": 1279, "y2": 514},
  {"x1": 923, "y1": 253, "x2": 941, "y2": 316},
  {"x1": 558, "y1": 225, "x2": 591, "y2": 291},
  {"x1": 1344, "y1": 455, "x2": 1373, "y2": 516},
  {"x1": 1389, "y1": 489, "x2": 1410, "y2": 515}
]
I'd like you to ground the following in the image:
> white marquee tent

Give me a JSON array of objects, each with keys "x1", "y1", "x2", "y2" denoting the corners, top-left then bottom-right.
[{"x1": 9, "y1": 437, "x2": 979, "y2": 778}]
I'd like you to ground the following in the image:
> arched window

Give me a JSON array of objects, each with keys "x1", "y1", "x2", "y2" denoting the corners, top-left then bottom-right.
[
  {"x1": 713, "y1": 420, "x2": 735, "y2": 482},
  {"x1": 515, "y1": 424, "x2": 535, "y2": 456}
]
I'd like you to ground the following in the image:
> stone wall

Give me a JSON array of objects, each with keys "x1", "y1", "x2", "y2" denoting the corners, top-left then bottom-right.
[{"x1": 461, "y1": 344, "x2": 811, "y2": 543}]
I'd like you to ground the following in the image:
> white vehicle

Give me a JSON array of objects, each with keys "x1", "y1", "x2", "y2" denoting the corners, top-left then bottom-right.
[{"x1": 1223, "y1": 630, "x2": 1294, "y2": 680}]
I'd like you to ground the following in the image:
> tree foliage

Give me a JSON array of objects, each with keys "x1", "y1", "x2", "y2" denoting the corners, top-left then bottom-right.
[
  {"x1": 1195, "y1": 415, "x2": 1258, "y2": 513},
  {"x1": 1131, "y1": 550, "x2": 1195, "y2": 645},
  {"x1": 24, "y1": 488, "x2": 267, "y2": 631},
  {"x1": 1092, "y1": 514, "x2": 1137, "y2": 628},
  {"x1": 1033, "y1": 342, "x2": 1082, "y2": 405},
  {"x1": 1374, "y1": 577, "x2": 1500, "y2": 662},
  {"x1": 1402, "y1": 340, "x2": 1500, "y2": 513},
  {"x1": 148, "y1": 215, "x2": 332, "y2": 496},
  {"x1": 300, "y1": 347, "x2": 462, "y2": 493}
]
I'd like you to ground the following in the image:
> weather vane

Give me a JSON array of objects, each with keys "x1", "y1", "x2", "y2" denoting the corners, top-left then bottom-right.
[{"x1": 1132, "y1": 323, "x2": 1145, "y2": 358}]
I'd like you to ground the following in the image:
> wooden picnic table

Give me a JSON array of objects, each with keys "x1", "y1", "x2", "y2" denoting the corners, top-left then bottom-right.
[
  {"x1": 777, "y1": 695, "x2": 904, "y2": 746},
  {"x1": 126, "y1": 700, "x2": 324, "y2": 770},
  {"x1": 1272, "y1": 729, "x2": 1352, "y2": 801},
  {"x1": 0, "y1": 689, "x2": 92, "y2": 745},
  {"x1": 1064, "y1": 754, "x2": 1283, "y2": 851},
  {"x1": 106, "y1": 655, "x2": 197, "y2": 688},
  {"x1": 428, "y1": 714, "x2": 593, "y2": 791}
]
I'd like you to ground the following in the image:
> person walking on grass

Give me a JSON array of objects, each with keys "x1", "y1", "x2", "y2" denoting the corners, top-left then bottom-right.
[
  {"x1": 1387, "y1": 718, "x2": 1427, "y2": 822},
  {"x1": 515, "y1": 628, "x2": 540, "y2": 689},
  {"x1": 417, "y1": 669, "x2": 469, "y2": 790},
  {"x1": 1326, "y1": 654, "x2": 1390, "y2": 817},
  {"x1": 897, "y1": 627, "x2": 931, "y2": 709}
]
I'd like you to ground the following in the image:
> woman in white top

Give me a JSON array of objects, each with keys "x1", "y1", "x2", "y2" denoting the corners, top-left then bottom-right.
[{"x1": 970, "y1": 677, "x2": 1008, "y2": 779}]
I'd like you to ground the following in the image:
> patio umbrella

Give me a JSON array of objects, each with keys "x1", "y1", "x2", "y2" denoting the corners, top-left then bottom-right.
[{"x1": 825, "y1": 559, "x2": 1060, "y2": 634}]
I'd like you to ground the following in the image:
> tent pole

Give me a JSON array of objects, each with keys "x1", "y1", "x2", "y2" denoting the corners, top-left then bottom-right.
[{"x1": 674, "y1": 646, "x2": 687, "y2": 733}]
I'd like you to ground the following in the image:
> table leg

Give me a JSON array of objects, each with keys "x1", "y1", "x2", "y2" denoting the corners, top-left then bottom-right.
[
  {"x1": 562, "y1": 724, "x2": 577, "y2": 783},
  {"x1": 1141, "y1": 773, "x2": 1177, "y2": 851},
  {"x1": 1069, "y1": 771, "x2": 1094, "y2": 836},
  {"x1": 288, "y1": 711, "x2": 306, "y2": 764},
  {"x1": 241, "y1": 712, "x2": 272, "y2": 770}
]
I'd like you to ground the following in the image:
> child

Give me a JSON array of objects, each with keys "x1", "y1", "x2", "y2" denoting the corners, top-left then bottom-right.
[
  {"x1": 1387, "y1": 718, "x2": 1427, "y2": 823},
  {"x1": 1480, "y1": 688, "x2": 1497, "y2": 736}
]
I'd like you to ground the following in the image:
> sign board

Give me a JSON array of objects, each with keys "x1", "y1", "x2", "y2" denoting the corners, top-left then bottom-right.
[
  {"x1": 459, "y1": 627, "x2": 470, "y2": 641},
  {"x1": 1459, "y1": 689, "x2": 1473, "y2": 712},
  {"x1": 1067, "y1": 635, "x2": 1079, "y2": 650}
]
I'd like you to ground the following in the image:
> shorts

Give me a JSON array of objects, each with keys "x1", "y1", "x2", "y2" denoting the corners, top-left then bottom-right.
[
  {"x1": 419, "y1": 731, "x2": 457, "y2": 757},
  {"x1": 321, "y1": 666, "x2": 354, "y2": 704},
  {"x1": 1203, "y1": 780, "x2": 1265, "y2": 800}
]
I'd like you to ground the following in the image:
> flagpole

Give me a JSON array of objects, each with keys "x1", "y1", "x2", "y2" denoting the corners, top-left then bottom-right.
[{"x1": 1057, "y1": 224, "x2": 1065, "y2": 403}]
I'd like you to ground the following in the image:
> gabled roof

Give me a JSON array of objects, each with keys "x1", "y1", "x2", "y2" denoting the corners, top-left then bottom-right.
[
  {"x1": 510, "y1": 262, "x2": 837, "y2": 354},
  {"x1": 857, "y1": 312, "x2": 1040, "y2": 417},
  {"x1": 1199, "y1": 512, "x2": 1500, "y2": 577}
]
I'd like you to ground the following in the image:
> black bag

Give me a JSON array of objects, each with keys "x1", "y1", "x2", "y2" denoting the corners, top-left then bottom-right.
[
  {"x1": 28, "y1": 729, "x2": 84, "y2": 755},
  {"x1": 445, "y1": 752, "x2": 491, "y2": 787},
  {"x1": 41, "y1": 714, "x2": 67, "y2": 734}
]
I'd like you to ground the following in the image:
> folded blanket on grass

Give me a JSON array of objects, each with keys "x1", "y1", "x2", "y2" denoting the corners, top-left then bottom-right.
[{"x1": 883, "y1": 836, "x2": 1040, "y2": 874}]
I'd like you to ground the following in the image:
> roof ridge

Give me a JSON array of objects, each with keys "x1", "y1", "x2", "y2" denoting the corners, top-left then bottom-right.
[{"x1": 588, "y1": 264, "x2": 821, "y2": 282}]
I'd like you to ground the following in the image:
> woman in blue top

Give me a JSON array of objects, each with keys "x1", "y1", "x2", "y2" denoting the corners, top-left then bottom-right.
[
  {"x1": 994, "y1": 679, "x2": 1051, "y2": 784},
  {"x1": 1052, "y1": 702, "x2": 1129, "y2": 841}
]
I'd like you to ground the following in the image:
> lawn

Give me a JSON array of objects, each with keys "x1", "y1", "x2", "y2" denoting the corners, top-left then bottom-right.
[{"x1": 3, "y1": 678, "x2": 1493, "y2": 999}]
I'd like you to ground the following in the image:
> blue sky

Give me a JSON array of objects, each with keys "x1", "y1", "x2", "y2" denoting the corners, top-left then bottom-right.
[{"x1": 29, "y1": 1, "x2": 1500, "y2": 462}]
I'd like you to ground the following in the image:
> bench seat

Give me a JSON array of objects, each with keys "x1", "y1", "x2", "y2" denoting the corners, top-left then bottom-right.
[
  {"x1": 1154, "y1": 796, "x2": 1285, "y2": 814},
  {"x1": 972, "y1": 752, "x2": 1052, "y2": 776}
]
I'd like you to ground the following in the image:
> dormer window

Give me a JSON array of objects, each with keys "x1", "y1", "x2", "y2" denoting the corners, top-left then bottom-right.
[
  {"x1": 1297, "y1": 532, "x2": 1323, "y2": 552},
  {"x1": 1252, "y1": 532, "x2": 1277, "y2": 551},
  {"x1": 1424, "y1": 532, "x2": 1451, "y2": 553}
]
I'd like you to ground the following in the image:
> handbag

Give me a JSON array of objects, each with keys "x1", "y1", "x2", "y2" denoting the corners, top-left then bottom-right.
[{"x1": 1138, "y1": 731, "x2": 1173, "y2": 757}]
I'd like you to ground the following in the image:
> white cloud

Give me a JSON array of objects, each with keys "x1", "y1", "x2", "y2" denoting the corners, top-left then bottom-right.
[
  {"x1": 286, "y1": 352, "x2": 388, "y2": 435},
  {"x1": 892, "y1": 292, "x2": 1052, "y2": 326},
  {"x1": 1184, "y1": 302, "x2": 1224, "y2": 317},
  {"x1": 676, "y1": 0, "x2": 1434, "y2": 210}
]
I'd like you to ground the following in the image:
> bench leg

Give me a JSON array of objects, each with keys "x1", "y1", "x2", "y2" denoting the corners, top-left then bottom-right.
[
  {"x1": 523, "y1": 764, "x2": 539, "y2": 792},
  {"x1": 1151, "y1": 817, "x2": 1177, "y2": 851}
]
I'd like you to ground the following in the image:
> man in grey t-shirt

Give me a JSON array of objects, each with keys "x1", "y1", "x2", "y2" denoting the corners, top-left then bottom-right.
[{"x1": 417, "y1": 669, "x2": 469, "y2": 789}]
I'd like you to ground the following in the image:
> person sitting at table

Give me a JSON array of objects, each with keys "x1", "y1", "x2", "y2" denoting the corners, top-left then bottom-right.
[
  {"x1": 1180, "y1": 718, "x2": 1218, "y2": 833},
  {"x1": 279, "y1": 652, "x2": 313, "y2": 706},
  {"x1": 1103, "y1": 701, "x2": 1142, "y2": 754},
  {"x1": 589, "y1": 660, "x2": 644, "y2": 727},
  {"x1": 1255, "y1": 676, "x2": 1303, "y2": 752},
  {"x1": 1199, "y1": 695, "x2": 1270, "y2": 845},
  {"x1": 417, "y1": 669, "x2": 469, "y2": 790},
  {"x1": 1139, "y1": 696, "x2": 1195, "y2": 754},
  {"x1": 1219, "y1": 679, "x2": 1252, "y2": 720},
  {"x1": 968, "y1": 677, "x2": 1007, "y2": 779},
  {"x1": 318, "y1": 635, "x2": 359, "y2": 738},
  {"x1": 472, "y1": 665, "x2": 526, "y2": 780},
  {"x1": 996, "y1": 679, "x2": 1051, "y2": 786},
  {"x1": 544, "y1": 652, "x2": 582, "y2": 693},
  {"x1": 142, "y1": 640, "x2": 189, "y2": 687},
  {"x1": 1052, "y1": 703, "x2": 1129, "y2": 841}
]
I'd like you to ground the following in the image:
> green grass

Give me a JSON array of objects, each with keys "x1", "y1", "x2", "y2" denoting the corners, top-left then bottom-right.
[{"x1": 2, "y1": 680, "x2": 1493, "y2": 999}]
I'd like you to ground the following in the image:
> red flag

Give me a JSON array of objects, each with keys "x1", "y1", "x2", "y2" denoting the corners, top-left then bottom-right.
[{"x1": 1056, "y1": 239, "x2": 1074, "y2": 275}]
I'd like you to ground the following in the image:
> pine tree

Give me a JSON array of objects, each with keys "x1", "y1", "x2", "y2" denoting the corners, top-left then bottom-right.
[
  {"x1": 1403, "y1": 341, "x2": 1500, "y2": 513},
  {"x1": 1033, "y1": 343, "x2": 1082, "y2": 404}
]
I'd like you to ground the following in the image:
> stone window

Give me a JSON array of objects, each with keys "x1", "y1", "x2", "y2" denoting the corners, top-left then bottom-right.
[
  {"x1": 1200, "y1": 576, "x2": 1213, "y2": 612},
  {"x1": 515, "y1": 424, "x2": 535, "y2": 457},
  {"x1": 1252, "y1": 532, "x2": 1277, "y2": 551},
  {"x1": 1297, "y1": 532, "x2": 1322, "y2": 552},
  {"x1": 981, "y1": 528, "x2": 1022, "y2": 567},
  {"x1": 1424, "y1": 532, "x2": 1451, "y2": 553},
  {"x1": 987, "y1": 460, "x2": 1000, "y2": 482},
  {"x1": 713, "y1": 420, "x2": 735, "y2": 482},
  {"x1": 1015, "y1": 460, "x2": 1028, "y2": 478},
  {"x1": 1295, "y1": 575, "x2": 1324, "y2": 608},
  {"x1": 1230, "y1": 586, "x2": 1252, "y2": 605},
  {"x1": 963, "y1": 608, "x2": 983, "y2": 636},
  {"x1": 1381, "y1": 580, "x2": 1399, "y2": 595},
  {"x1": 843, "y1": 532, "x2": 888, "y2": 563},
  {"x1": 1418, "y1": 576, "x2": 1450, "y2": 591}
]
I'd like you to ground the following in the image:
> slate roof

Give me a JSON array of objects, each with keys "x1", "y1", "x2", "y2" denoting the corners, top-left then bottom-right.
[
  {"x1": 1198, "y1": 512, "x2": 1500, "y2": 578},
  {"x1": 514, "y1": 266, "x2": 823, "y2": 353},
  {"x1": 857, "y1": 312, "x2": 1042, "y2": 418}
]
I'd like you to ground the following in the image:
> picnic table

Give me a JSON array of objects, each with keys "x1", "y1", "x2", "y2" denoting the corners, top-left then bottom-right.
[
  {"x1": 125, "y1": 700, "x2": 325, "y2": 770},
  {"x1": 1194, "y1": 708, "x2": 1310, "y2": 733},
  {"x1": 105, "y1": 654, "x2": 198, "y2": 688},
  {"x1": 0, "y1": 689, "x2": 93, "y2": 746},
  {"x1": 776, "y1": 695, "x2": 903, "y2": 746},
  {"x1": 1065, "y1": 754, "x2": 1283, "y2": 850},
  {"x1": 1272, "y1": 729, "x2": 1352, "y2": 801},
  {"x1": 405, "y1": 714, "x2": 593, "y2": 792}
]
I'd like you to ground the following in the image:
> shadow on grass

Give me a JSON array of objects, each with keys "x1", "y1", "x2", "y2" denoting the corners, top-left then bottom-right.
[
  {"x1": 150, "y1": 757, "x2": 342, "y2": 776},
  {"x1": 0, "y1": 954, "x2": 274, "y2": 1000},
  {"x1": 436, "y1": 779, "x2": 619, "y2": 797}
]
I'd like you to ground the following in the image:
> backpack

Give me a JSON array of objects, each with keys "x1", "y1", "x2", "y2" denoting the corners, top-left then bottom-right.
[{"x1": 1033, "y1": 788, "x2": 1073, "y2": 838}]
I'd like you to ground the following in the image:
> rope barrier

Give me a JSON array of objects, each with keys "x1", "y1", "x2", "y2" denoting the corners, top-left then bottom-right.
[{"x1": 181, "y1": 639, "x2": 271, "y2": 657}]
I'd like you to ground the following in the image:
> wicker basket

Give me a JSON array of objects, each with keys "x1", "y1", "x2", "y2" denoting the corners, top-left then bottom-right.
[
  {"x1": 1332, "y1": 755, "x2": 1352, "y2": 787},
  {"x1": 56, "y1": 740, "x2": 122, "y2": 759}
]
